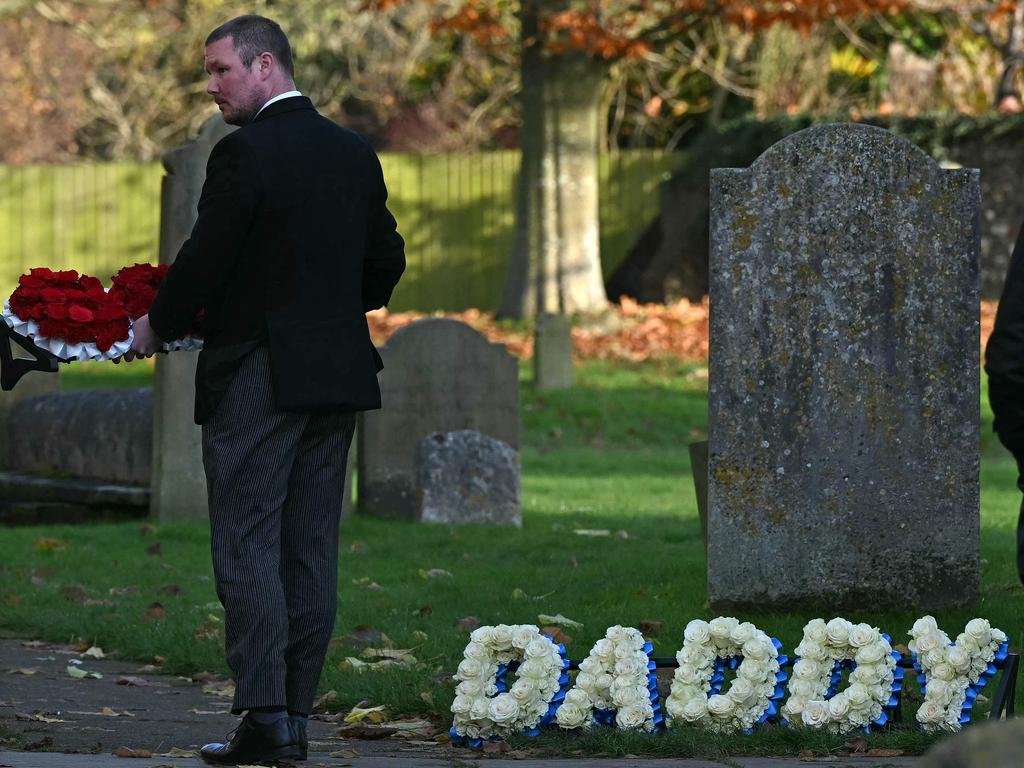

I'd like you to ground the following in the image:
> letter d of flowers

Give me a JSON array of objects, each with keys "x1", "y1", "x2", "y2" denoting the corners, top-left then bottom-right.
[
  {"x1": 909, "y1": 616, "x2": 1009, "y2": 732},
  {"x1": 555, "y1": 625, "x2": 662, "y2": 732},
  {"x1": 781, "y1": 618, "x2": 901, "y2": 734},
  {"x1": 664, "y1": 617, "x2": 787, "y2": 733},
  {"x1": 449, "y1": 624, "x2": 569, "y2": 746}
]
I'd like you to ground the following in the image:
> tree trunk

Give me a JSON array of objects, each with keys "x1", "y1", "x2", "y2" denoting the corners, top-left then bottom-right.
[
  {"x1": 996, "y1": 1, "x2": 1024, "y2": 105},
  {"x1": 499, "y1": 1, "x2": 610, "y2": 318}
]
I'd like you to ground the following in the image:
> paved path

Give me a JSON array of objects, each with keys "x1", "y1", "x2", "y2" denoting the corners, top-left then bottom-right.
[{"x1": 0, "y1": 636, "x2": 922, "y2": 767}]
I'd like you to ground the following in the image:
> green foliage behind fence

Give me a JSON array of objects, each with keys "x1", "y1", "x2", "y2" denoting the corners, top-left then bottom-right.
[{"x1": 0, "y1": 151, "x2": 678, "y2": 312}]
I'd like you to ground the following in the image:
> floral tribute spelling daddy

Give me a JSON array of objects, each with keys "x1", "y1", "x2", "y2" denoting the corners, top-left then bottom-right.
[
  {"x1": 450, "y1": 616, "x2": 1010, "y2": 746},
  {"x1": 3, "y1": 264, "x2": 201, "y2": 360}
]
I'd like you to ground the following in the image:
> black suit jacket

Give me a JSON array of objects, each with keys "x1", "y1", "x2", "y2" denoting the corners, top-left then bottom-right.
[
  {"x1": 148, "y1": 96, "x2": 405, "y2": 424},
  {"x1": 987, "y1": 225, "x2": 1024, "y2": 484}
]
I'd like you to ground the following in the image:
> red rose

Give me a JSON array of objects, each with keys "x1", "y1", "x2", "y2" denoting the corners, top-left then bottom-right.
[
  {"x1": 68, "y1": 305, "x2": 95, "y2": 323},
  {"x1": 41, "y1": 287, "x2": 66, "y2": 303},
  {"x1": 46, "y1": 305, "x2": 68, "y2": 321}
]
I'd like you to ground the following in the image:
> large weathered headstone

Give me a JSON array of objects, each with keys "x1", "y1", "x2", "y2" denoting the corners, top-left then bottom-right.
[
  {"x1": 0, "y1": 368, "x2": 59, "y2": 470},
  {"x1": 358, "y1": 318, "x2": 519, "y2": 519},
  {"x1": 417, "y1": 431, "x2": 521, "y2": 526},
  {"x1": 707, "y1": 123, "x2": 980, "y2": 610},
  {"x1": 534, "y1": 313, "x2": 574, "y2": 391},
  {"x1": 150, "y1": 116, "x2": 234, "y2": 522}
]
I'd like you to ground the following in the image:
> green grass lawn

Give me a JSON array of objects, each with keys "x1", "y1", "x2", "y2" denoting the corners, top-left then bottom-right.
[{"x1": 0, "y1": 358, "x2": 1020, "y2": 757}]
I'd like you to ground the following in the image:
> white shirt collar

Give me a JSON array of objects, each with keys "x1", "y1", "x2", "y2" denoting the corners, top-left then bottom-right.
[{"x1": 255, "y1": 90, "x2": 303, "y2": 118}]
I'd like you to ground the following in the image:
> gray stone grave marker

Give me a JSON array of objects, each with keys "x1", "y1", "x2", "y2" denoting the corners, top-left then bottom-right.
[
  {"x1": 417, "y1": 431, "x2": 521, "y2": 527},
  {"x1": 150, "y1": 117, "x2": 232, "y2": 522},
  {"x1": 358, "y1": 318, "x2": 519, "y2": 519},
  {"x1": 707, "y1": 123, "x2": 980, "y2": 610},
  {"x1": 534, "y1": 313, "x2": 574, "y2": 390}
]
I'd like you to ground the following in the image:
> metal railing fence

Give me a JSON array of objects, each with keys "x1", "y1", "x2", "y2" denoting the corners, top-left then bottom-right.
[{"x1": 0, "y1": 150, "x2": 679, "y2": 312}]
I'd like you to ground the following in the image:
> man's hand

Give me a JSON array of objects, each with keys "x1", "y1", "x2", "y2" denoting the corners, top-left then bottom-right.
[{"x1": 117, "y1": 313, "x2": 162, "y2": 363}]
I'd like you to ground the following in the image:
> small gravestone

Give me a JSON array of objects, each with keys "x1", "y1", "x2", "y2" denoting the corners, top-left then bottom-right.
[
  {"x1": 8, "y1": 389, "x2": 152, "y2": 484},
  {"x1": 534, "y1": 313, "x2": 573, "y2": 390},
  {"x1": 0, "y1": 368, "x2": 59, "y2": 470},
  {"x1": 358, "y1": 318, "x2": 518, "y2": 519},
  {"x1": 918, "y1": 719, "x2": 1024, "y2": 768},
  {"x1": 150, "y1": 116, "x2": 234, "y2": 523},
  {"x1": 417, "y1": 431, "x2": 521, "y2": 526},
  {"x1": 707, "y1": 123, "x2": 980, "y2": 610}
]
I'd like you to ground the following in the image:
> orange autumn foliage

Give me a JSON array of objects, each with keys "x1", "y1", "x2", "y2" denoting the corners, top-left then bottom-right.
[
  {"x1": 367, "y1": 299, "x2": 997, "y2": 364},
  {"x1": 364, "y1": 0, "x2": 910, "y2": 59}
]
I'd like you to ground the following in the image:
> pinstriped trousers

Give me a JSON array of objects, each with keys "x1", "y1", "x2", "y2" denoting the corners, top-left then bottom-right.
[{"x1": 201, "y1": 346, "x2": 356, "y2": 715}]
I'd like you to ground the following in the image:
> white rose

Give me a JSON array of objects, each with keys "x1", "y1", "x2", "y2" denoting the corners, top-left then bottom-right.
[
  {"x1": 469, "y1": 698, "x2": 490, "y2": 720},
  {"x1": 684, "y1": 620, "x2": 711, "y2": 645},
  {"x1": 579, "y1": 657, "x2": 601, "y2": 674},
  {"x1": 789, "y1": 678, "x2": 817, "y2": 699},
  {"x1": 671, "y1": 684, "x2": 706, "y2": 702},
  {"x1": 676, "y1": 663, "x2": 703, "y2": 686},
  {"x1": 827, "y1": 692, "x2": 851, "y2": 719},
  {"x1": 846, "y1": 683, "x2": 870, "y2": 709},
  {"x1": 855, "y1": 640, "x2": 888, "y2": 665},
  {"x1": 925, "y1": 649, "x2": 947, "y2": 670},
  {"x1": 804, "y1": 618, "x2": 828, "y2": 645},
  {"x1": 848, "y1": 623, "x2": 876, "y2": 648},
  {"x1": 593, "y1": 638, "x2": 614, "y2": 659},
  {"x1": 575, "y1": 671, "x2": 596, "y2": 690},
  {"x1": 451, "y1": 694, "x2": 473, "y2": 714},
  {"x1": 512, "y1": 625, "x2": 539, "y2": 649},
  {"x1": 519, "y1": 658, "x2": 549, "y2": 680},
  {"x1": 556, "y1": 703, "x2": 587, "y2": 729},
  {"x1": 743, "y1": 638, "x2": 770, "y2": 660},
  {"x1": 487, "y1": 693, "x2": 519, "y2": 724},
  {"x1": 738, "y1": 659, "x2": 769, "y2": 682},
  {"x1": 456, "y1": 679, "x2": 485, "y2": 697},
  {"x1": 614, "y1": 643, "x2": 634, "y2": 660},
  {"x1": 709, "y1": 617, "x2": 738, "y2": 642},
  {"x1": 992, "y1": 628, "x2": 1008, "y2": 645},
  {"x1": 727, "y1": 678, "x2": 755, "y2": 705},
  {"x1": 915, "y1": 631, "x2": 945, "y2": 655},
  {"x1": 510, "y1": 678, "x2": 539, "y2": 702},
  {"x1": 801, "y1": 700, "x2": 830, "y2": 728},
  {"x1": 792, "y1": 658, "x2": 819, "y2": 679},
  {"x1": 957, "y1": 634, "x2": 982, "y2": 654},
  {"x1": 563, "y1": 688, "x2": 590, "y2": 707},
  {"x1": 947, "y1": 646, "x2": 971, "y2": 672},
  {"x1": 931, "y1": 662, "x2": 954, "y2": 681},
  {"x1": 825, "y1": 618, "x2": 852, "y2": 646},
  {"x1": 850, "y1": 665, "x2": 884, "y2": 686},
  {"x1": 782, "y1": 696, "x2": 806, "y2": 718},
  {"x1": 795, "y1": 640, "x2": 828, "y2": 660},
  {"x1": 612, "y1": 687, "x2": 643, "y2": 709},
  {"x1": 456, "y1": 658, "x2": 485, "y2": 679},
  {"x1": 917, "y1": 698, "x2": 946, "y2": 724},
  {"x1": 595, "y1": 672, "x2": 615, "y2": 692},
  {"x1": 615, "y1": 657, "x2": 645, "y2": 678},
  {"x1": 730, "y1": 622, "x2": 756, "y2": 645},
  {"x1": 706, "y1": 694, "x2": 735, "y2": 718},
  {"x1": 525, "y1": 637, "x2": 553, "y2": 659},
  {"x1": 678, "y1": 697, "x2": 708, "y2": 723},
  {"x1": 491, "y1": 625, "x2": 514, "y2": 650},
  {"x1": 677, "y1": 645, "x2": 710, "y2": 666},
  {"x1": 470, "y1": 626, "x2": 496, "y2": 644},
  {"x1": 463, "y1": 641, "x2": 492, "y2": 662},
  {"x1": 616, "y1": 703, "x2": 649, "y2": 730},
  {"x1": 912, "y1": 616, "x2": 938, "y2": 638}
]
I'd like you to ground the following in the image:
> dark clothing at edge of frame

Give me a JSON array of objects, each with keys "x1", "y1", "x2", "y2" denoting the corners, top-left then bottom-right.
[
  {"x1": 986, "y1": 226, "x2": 1024, "y2": 487},
  {"x1": 148, "y1": 96, "x2": 406, "y2": 424}
]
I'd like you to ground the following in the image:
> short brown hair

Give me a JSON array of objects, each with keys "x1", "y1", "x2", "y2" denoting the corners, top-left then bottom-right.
[{"x1": 206, "y1": 15, "x2": 294, "y2": 79}]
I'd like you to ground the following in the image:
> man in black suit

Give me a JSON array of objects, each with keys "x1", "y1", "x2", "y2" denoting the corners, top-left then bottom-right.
[
  {"x1": 130, "y1": 14, "x2": 405, "y2": 765},
  {"x1": 987, "y1": 228, "x2": 1024, "y2": 588}
]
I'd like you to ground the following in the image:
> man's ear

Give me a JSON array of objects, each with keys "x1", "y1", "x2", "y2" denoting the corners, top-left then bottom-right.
[{"x1": 258, "y1": 51, "x2": 274, "y2": 80}]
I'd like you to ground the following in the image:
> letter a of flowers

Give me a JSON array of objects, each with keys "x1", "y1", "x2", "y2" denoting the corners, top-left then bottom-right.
[
  {"x1": 555, "y1": 625, "x2": 662, "y2": 732},
  {"x1": 782, "y1": 618, "x2": 900, "y2": 734},
  {"x1": 450, "y1": 624, "x2": 569, "y2": 746},
  {"x1": 665, "y1": 617, "x2": 787, "y2": 733},
  {"x1": 909, "y1": 616, "x2": 1009, "y2": 732}
]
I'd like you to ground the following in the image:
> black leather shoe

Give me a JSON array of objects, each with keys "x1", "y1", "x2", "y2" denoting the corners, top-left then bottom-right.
[
  {"x1": 200, "y1": 715, "x2": 302, "y2": 765},
  {"x1": 290, "y1": 717, "x2": 308, "y2": 760}
]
